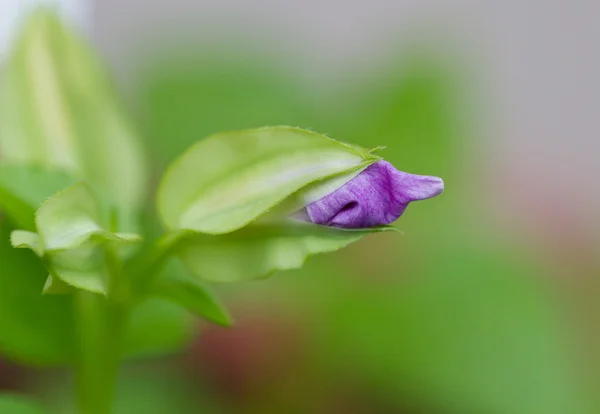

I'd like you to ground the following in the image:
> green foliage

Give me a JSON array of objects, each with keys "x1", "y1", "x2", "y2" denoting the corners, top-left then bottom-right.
[
  {"x1": 0, "y1": 11, "x2": 397, "y2": 378},
  {"x1": 0, "y1": 10, "x2": 225, "y2": 368},
  {"x1": 12, "y1": 183, "x2": 142, "y2": 295},
  {"x1": 0, "y1": 8, "x2": 499, "y2": 414}
]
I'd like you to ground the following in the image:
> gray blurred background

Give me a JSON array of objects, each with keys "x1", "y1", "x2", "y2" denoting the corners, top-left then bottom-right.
[
  {"x1": 99, "y1": 0, "x2": 599, "y2": 236},
  {"x1": 5, "y1": 0, "x2": 599, "y2": 218}
]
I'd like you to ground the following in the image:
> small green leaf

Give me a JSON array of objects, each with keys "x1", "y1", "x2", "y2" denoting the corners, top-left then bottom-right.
[
  {"x1": 51, "y1": 267, "x2": 107, "y2": 296},
  {"x1": 157, "y1": 126, "x2": 379, "y2": 234},
  {"x1": 45, "y1": 245, "x2": 109, "y2": 295},
  {"x1": 0, "y1": 394, "x2": 47, "y2": 414},
  {"x1": 11, "y1": 230, "x2": 43, "y2": 256},
  {"x1": 30, "y1": 183, "x2": 141, "y2": 295},
  {"x1": 35, "y1": 183, "x2": 103, "y2": 251},
  {"x1": 175, "y1": 223, "x2": 395, "y2": 282},
  {"x1": 0, "y1": 164, "x2": 75, "y2": 230},
  {"x1": 35, "y1": 183, "x2": 141, "y2": 252},
  {"x1": 152, "y1": 260, "x2": 232, "y2": 326}
]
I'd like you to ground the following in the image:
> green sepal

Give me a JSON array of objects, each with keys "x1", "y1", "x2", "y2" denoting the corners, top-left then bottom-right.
[{"x1": 169, "y1": 223, "x2": 396, "y2": 283}]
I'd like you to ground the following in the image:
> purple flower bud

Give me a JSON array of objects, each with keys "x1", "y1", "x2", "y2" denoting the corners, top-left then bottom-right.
[{"x1": 300, "y1": 160, "x2": 444, "y2": 229}]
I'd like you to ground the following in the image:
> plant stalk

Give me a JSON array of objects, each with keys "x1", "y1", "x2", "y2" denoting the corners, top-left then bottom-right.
[{"x1": 75, "y1": 291, "x2": 126, "y2": 414}]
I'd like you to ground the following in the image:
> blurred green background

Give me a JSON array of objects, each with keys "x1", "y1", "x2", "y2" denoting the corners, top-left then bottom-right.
[{"x1": 1, "y1": 1, "x2": 599, "y2": 413}]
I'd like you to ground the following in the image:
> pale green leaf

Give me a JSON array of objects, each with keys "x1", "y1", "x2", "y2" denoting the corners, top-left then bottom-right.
[
  {"x1": 157, "y1": 126, "x2": 379, "y2": 234},
  {"x1": 10, "y1": 230, "x2": 42, "y2": 256},
  {"x1": 152, "y1": 260, "x2": 232, "y2": 326},
  {"x1": 50, "y1": 267, "x2": 107, "y2": 296},
  {"x1": 35, "y1": 183, "x2": 141, "y2": 252},
  {"x1": 266, "y1": 166, "x2": 367, "y2": 219},
  {"x1": 35, "y1": 183, "x2": 103, "y2": 251},
  {"x1": 176, "y1": 223, "x2": 396, "y2": 282},
  {"x1": 32, "y1": 183, "x2": 140, "y2": 295},
  {"x1": 0, "y1": 10, "x2": 147, "y2": 216},
  {"x1": 0, "y1": 164, "x2": 75, "y2": 230},
  {"x1": 47, "y1": 245, "x2": 109, "y2": 295}
]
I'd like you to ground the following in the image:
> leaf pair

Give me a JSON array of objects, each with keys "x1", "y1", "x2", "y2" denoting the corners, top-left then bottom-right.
[{"x1": 11, "y1": 183, "x2": 140, "y2": 296}]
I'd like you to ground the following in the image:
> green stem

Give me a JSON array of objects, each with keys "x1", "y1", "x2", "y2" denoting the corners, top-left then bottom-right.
[
  {"x1": 75, "y1": 248, "x2": 128, "y2": 414},
  {"x1": 73, "y1": 230, "x2": 186, "y2": 413},
  {"x1": 130, "y1": 230, "x2": 191, "y2": 294},
  {"x1": 75, "y1": 291, "x2": 127, "y2": 414}
]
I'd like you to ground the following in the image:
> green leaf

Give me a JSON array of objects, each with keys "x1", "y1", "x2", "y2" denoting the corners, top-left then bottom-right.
[
  {"x1": 0, "y1": 394, "x2": 47, "y2": 414},
  {"x1": 0, "y1": 9, "x2": 147, "y2": 218},
  {"x1": 35, "y1": 183, "x2": 103, "y2": 251},
  {"x1": 152, "y1": 260, "x2": 232, "y2": 326},
  {"x1": 0, "y1": 164, "x2": 75, "y2": 230},
  {"x1": 35, "y1": 183, "x2": 140, "y2": 252},
  {"x1": 32, "y1": 183, "x2": 141, "y2": 295},
  {"x1": 51, "y1": 266, "x2": 107, "y2": 296},
  {"x1": 157, "y1": 126, "x2": 379, "y2": 234},
  {"x1": 176, "y1": 223, "x2": 395, "y2": 282},
  {"x1": 11, "y1": 230, "x2": 43, "y2": 256},
  {"x1": 268, "y1": 167, "x2": 366, "y2": 217}
]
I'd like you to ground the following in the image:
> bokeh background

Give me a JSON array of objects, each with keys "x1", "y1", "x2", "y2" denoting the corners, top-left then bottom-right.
[{"x1": 1, "y1": 0, "x2": 599, "y2": 413}]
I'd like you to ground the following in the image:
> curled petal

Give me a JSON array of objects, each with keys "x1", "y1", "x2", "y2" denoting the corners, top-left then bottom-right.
[{"x1": 302, "y1": 160, "x2": 443, "y2": 228}]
